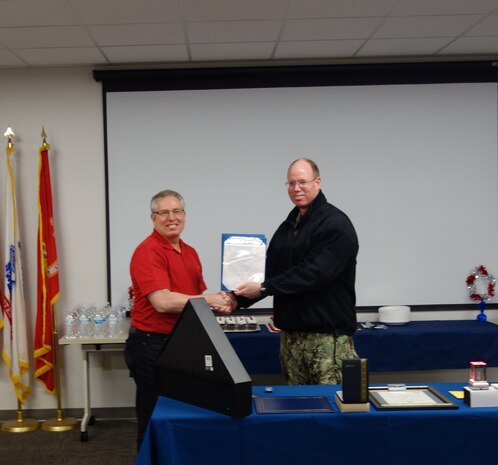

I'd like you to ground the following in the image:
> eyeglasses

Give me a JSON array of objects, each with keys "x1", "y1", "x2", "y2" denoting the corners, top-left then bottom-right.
[
  {"x1": 152, "y1": 208, "x2": 185, "y2": 218},
  {"x1": 285, "y1": 178, "x2": 318, "y2": 189}
]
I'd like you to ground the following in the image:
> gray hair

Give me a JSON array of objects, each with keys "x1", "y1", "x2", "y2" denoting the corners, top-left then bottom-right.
[{"x1": 150, "y1": 189, "x2": 185, "y2": 212}]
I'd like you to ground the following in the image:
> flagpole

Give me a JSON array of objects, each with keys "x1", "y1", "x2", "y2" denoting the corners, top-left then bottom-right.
[
  {"x1": 37, "y1": 129, "x2": 78, "y2": 432},
  {"x1": 1, "y1": 128, "x2": 39, "y2": 433},
  {"x1": 1, "y1": 399, "x2": 39, "y2": 432},
  {"x1": 41, "y1": 303, "x2": 78, "y2": 431}
]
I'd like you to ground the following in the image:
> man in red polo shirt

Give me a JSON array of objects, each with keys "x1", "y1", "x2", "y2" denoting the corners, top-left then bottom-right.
[{"x1": 125, "y1": 189, "x2": 234, "y2": 448}]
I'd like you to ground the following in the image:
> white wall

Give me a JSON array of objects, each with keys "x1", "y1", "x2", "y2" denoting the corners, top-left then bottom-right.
[
  {"x1": 1, "y1": 67, "x2": 498, "y2": 414},
  {"x1": 0, "y1": 67, "x2": 134, "y2": 412}
]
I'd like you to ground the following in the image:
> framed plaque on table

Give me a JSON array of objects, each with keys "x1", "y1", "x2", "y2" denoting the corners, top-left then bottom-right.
[
  {"x1": 254, "y1": 396, "x2": 333, "y2": 414},
  {"x1": 369, "y1": 385, "x2": 457, "y2": 410}
]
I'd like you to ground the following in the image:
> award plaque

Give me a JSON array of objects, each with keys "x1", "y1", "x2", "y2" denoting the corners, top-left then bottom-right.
[
  {"x1": 254, "y1": 396, "x2": 332, "y2": 414},
  {"x1": 369, "y1": 385, "x2": 457, "y2": 410},
  {"x1": 468, "y1": 361, "x2": 489, "y2": 389},
  {"x1": 342, "y1": 358, "x2": 369, "y2": 403}
]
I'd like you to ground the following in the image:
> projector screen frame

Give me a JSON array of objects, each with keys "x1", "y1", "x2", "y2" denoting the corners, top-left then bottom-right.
[{"x1": 94, "y1": 60, "x2": 498, "y2": 313}]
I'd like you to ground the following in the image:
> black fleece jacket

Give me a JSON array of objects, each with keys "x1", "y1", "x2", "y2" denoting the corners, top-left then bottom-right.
[{"x1": 263, "y1": 190, "x2": 359, "y2": 335}]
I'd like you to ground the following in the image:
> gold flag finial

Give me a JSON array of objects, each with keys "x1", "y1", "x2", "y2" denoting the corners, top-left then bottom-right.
[
  {"x1": 41, "y1": 127, "x2": 50, "y2": 150},
  {"x1": 4, "y1": 127, "x2": 15, "y2": 148}
]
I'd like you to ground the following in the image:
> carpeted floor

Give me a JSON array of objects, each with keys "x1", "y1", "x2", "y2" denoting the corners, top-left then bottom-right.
[{"x1": 0, "y1": 419, "x2": 137, "y2": 465}]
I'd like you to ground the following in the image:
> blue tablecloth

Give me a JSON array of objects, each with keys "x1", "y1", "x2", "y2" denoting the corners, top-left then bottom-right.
[
  {"x1": 226, "y1": 326, "x2": 281, "y2": 373},
  {"x1": 227, "y1": 320, "x2": 498, "y2": 373},
  {"x1": 355, "y1": 319, "x2": 498, "y2": 371},
  {"x1": 135, "y1": 382, "x2": 498, "y2": 465}
]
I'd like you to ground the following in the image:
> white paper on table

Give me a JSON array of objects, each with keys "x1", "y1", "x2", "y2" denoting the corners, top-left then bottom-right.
[
  {"x1": 377, "y1": 390, "x2": 439, "y2": 405},
  {"x1": 221, "y1": 234, "x2": 266, "y2": 290}
]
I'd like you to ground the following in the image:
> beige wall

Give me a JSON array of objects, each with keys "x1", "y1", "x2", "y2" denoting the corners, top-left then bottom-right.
[{"x1": 0, "y1": 67, "x2": 134, "y2": 411}]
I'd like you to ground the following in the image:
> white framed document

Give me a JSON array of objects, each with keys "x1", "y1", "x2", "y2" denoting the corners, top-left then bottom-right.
[
  {"x1": 369, "y1": 385, "x2": 457, "y2": 410},
  {"x1": 221, "y1": 233, "x2": 266, "y2": 291}
]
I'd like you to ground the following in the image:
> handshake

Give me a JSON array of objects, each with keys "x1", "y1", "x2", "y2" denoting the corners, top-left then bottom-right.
[
  {"x1": 204, "y1": 291, "x2": 238, "y2": 314},
  {"x1": 205, "y1": 281, "x2": 265, "y2": 314}
]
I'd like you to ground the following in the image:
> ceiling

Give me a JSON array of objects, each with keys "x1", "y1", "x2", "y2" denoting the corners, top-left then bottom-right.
[{"x1": 1, "y1": 0, "x2": 498, "y2": 69}]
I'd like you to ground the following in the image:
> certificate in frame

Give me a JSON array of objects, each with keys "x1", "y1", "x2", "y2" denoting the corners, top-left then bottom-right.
[
  {"x1": 369, "y1": 385, "x2": 458, "y2": 410},
  {"x1": 221, "y1": 233, "x2": 266, "y2": 291}
]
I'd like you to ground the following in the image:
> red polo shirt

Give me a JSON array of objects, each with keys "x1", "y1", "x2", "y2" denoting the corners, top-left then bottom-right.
[{"x1": 130, "y1": 229, "x2": 207, "y2": 334}]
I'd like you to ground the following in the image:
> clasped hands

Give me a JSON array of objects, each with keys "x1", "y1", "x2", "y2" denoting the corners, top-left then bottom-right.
[
  {"x1": 205, "y1": 291, "x2": 237, "y2": 314},
  {"x1": 205, "y1": 281, "x2": 263, "y2": 314}
]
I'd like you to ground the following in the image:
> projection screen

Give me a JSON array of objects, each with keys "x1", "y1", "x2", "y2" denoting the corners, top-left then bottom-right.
[{"x1": 102, "y1": 77, "x2": 498, "y2": 309}]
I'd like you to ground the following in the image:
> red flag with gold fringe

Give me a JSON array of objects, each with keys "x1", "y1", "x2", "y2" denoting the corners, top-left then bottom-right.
[{"x1": 34, "y1": 141, "x2": 60, "y2": 393}]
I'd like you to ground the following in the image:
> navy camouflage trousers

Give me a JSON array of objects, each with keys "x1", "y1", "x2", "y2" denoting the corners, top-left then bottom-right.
[{"x1": 280, "y1": 330, "x2": 358, "y2": 385}]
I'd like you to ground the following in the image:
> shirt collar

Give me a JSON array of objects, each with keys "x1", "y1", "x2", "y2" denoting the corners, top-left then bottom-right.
[
  {"x1": 152, "y1": 229, "x2": 183, "y2": 250},
  {"x1": 286, "y1": 190, "x2": 327, "y2": 223}
]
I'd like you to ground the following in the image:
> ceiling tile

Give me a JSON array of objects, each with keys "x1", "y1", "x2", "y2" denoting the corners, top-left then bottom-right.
[
  {"x1": 275, "y1": 40, "x2": 364, "y2": 59},
  {"x1": 282, "y1": 18, "x2": 383, "y2": 41},
  {"x1": 439, "y1": 36, "x2": 498, "y2": 54},
  {"x1": 190, "y1": 42, "x2": 274, "y2": 61},
  {"x1": 0, "y1": 0, "x2": 79, "y2": 27},
  {"x1": 102, "y1": 44, "x2": 189, "y2": 63},
  {"x1": 68, "y1": 0, "x2": 182, "y2": 25},
  {"x1": 15, "y1": 47, "x2": 108, "y2": 66},
  {"x1": 89, "y1": 23, "x2": 185, "y2": 46},
  {"x1": 0, "y1": 0, "x2": 497, "y2": 68},
  {"x1": 374, "y1": 15, "x2": 483, "y2": 39},
  {"x1": 289, "y1": 0, "x2": 399, "y2": 18},
  {"x1": 465, "y1": 14, "x2": 498, "y2": 35},
  {"x1": 183, "y1": 0, "x2": 290, "y2": 21},
  {"x1": 0, "y1": 50, "x2": 28, "y2": 67},
  {"x1": 188, "y1": 20, "x2": 281, "y2": 43},
  {"x1": 0, "y1": 26, "x2": 94, "y2": 48},
  {"x1": 357, "y1": 37, "x2": 454, "y2": 56},
  {"x1": 391, "y1": 0, "x2": 498, "y2": 16}
]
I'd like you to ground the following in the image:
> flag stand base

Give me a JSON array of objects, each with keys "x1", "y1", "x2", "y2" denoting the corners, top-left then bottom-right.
[
  {"x1": 1, "y1": 410, "x2": 39, "y2": 433},
  {"x1": 42, "y1": 409, "x2": 79, "y2": 432}
]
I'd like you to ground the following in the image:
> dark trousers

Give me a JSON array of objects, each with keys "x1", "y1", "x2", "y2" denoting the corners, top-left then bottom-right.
[{"x1": 124, "y1": 328, "x2": 168, "y2": 449}]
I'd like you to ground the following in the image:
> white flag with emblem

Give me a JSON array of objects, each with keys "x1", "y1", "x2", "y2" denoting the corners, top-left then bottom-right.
[{"x1": 2, "y1": 136, "x2": 30, "y2": 403}]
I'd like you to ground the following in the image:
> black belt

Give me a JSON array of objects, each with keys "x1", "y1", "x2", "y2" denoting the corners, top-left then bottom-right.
[{"x1": 129, "y1": 326, "x2": 168, "y2": 341}]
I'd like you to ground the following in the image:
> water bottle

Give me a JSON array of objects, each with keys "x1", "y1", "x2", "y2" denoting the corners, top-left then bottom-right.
[
  {"x1": 65, "y1": 313, "x2": 78, "y2": 339},
  {"x1": 107, "y1": 310, "x2": 119, "y2": 338},
  {"x1": 78, "y1": 310, "x2": 93, "y2": 339},
  {"x1": 93, "y1": 310, "x2": 106, "y2": 338},
  {"x1": 120, "y1": 306, "x2": 129, "y2": 333}
]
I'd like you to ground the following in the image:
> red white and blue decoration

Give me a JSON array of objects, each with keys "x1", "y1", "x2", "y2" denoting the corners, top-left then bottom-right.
[
  {"x1": 128, "y1": 286, "x2": 135, "y2": 310},
  {"x1": 466, "y1": 265, "x2": 495, "y2": 321}
]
